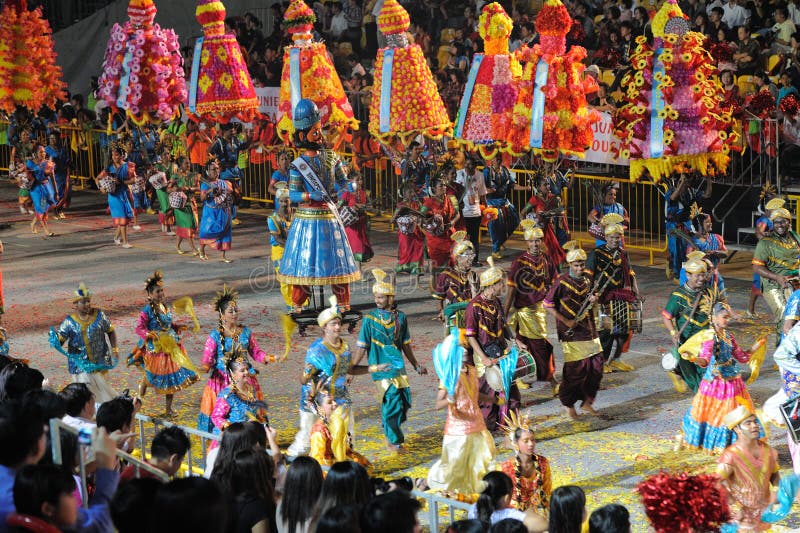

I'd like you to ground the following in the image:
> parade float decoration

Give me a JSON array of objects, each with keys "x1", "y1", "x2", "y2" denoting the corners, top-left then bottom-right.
[
  {"x1": 276, "y1": 0, "x2": 357, "y2": 146},
  {"x1": 452, "y1": 2, "x2": 520, "y2": 159},
  {"x1": 0, "y1": 0, "x2": 65, "y2": 114},
  {"x1": 367, "y1": 0, "x2": 451, "y2": 146},
  {"x1": 612, "y1": 0, "x2": 737, "y2": 182},
  {"x1": 507, "y1": 0, "x2": 600, "y2": 161},
  {"x1": 97, "y1": 0, "x2": 187, "y2": 125},
  {"x1": 188, "y1": 0, "x2": 259, "y2": 123}
]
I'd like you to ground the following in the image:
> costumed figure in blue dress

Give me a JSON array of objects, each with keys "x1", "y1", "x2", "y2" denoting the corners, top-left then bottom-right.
[
  {"x1": 588, "y1": 182, "x2": 629, "y2": 247},
  {"x1": 128, "y1": 271, "x2": 199, "y2": 418},
  {"x1": 122, "y1": 134, "x2": 151, "y2": 217},
  {"x1": 198, "y1": 159, "x2": 236, "y2": 263},
  {"x1": 25, "y1": 143, "x2": 56, "y2": 237},
  {"x1": 277, "y1": 99, "x2": 361, "y2": 311},
  {"x1": 45, "y1": 132, "x2": 71, "y2": 219},
  {"x1": 679, "y1": 204, "x2": 727, "y2": 292},
  {"x1": 95, "y1": 143, "x2": 135, "y2": 248},
  {"x1": 661, "y1": 171, "x2": 712, "y2": 280},
  {"x1": 483, "y1": 157, "x2": 526, "y2": 259},
  {"x1": 210, "y1": 349, "x2": 268, "y2": 437},
  {"x1": 49, "y1": 283, "x2": 119, "y2": 403},
  {"x1": 286, "y1": 296, "x2": 379, "y2": 457}
]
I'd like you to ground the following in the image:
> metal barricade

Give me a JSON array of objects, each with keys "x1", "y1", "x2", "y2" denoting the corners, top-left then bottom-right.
[
  {"x1": 411, "y1": 490, "x2": 472, "y2": 531},
  {"x1": 135, "y1": 413, "x2": 220, "y2": 478}
]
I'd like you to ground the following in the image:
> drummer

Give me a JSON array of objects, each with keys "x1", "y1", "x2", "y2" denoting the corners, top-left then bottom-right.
[
  {"x1": 504, "y1": 220, "x2": 559, "y2": 393},
  {"x1": 466, "y1": 257, "x2": 519, "y2": 432},
  {"x1": 544, "y1": 242, "x2": 605, "y2": 420},
  {"x1": 433, "y1": 232, "x2": 479, "y2": 325},
  {"x1": 585, "y1": 214, "x2": 642, "y2": 374},
  {"x1": 752, "y1": 206, "x2": 800, "y2": 340}
]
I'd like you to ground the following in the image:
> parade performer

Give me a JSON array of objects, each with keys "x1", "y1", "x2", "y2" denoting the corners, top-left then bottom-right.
[
  {"x1": 351, "y1": 269, "x2": 427, "y2": 452},
  {"x1": 586, "y1": 214, "x2": 642, "y2": 373},
  {"x1": 520, "y1": 174, "x2": 566, "y2": 266},
  {"x1": 752, "y1": 205, "x2": 800, "y2": 338},
  {"x1": 49, "y1": 283, "x2": 119, "y2": 403},
  {"x1": 198, "y1": 285, "x2": 275, "y2": 433},
  {"x1": 11, "y1": 128, "x2": 33, "y2": 215},
  {"x1": 188, "y1": 0, "x2": 258, "y2": 123},
  {"x1": 268, "y1": 183, "x2": 294, "y2": 310},
  {"x1": 211, "y1": 350, "x2": 269, "y2": 437},
  {"x1": 25, "y1": 143, "x2": 56, "y2": 237},
  {"x1": 434, "y1": 232, "x2": 479, "y2": 325},
  {"x1": 400, "y1": 142, "x2": 432, "y2": 197},
  {"x1": 505, "y1": 221, "x2": 558, "y2": 392},
  {"x1": 277, "y1": 99, "x2": 361, "y2": 311},
  {"x1": 428, "y1": 329, "x2": 496, "y2": 495},
  {"x1": 367, "y1": 0, "x2": 451, "y2": 146},
  {"x1": 198, "y1": 159, "x2": 236, "y2": 263},
  {"x1": 717, "y1": 406, "x2": 780, "y2": 531},
  {"x1": 484, "y1": 157, "x2": 525, "y2": 259},
  {"x1": 391, "y1": 182, "x2": 425, "y2": 275},
  {"x1": 95, "y1": 144, "x2": 135, "y2": 249},
  {"x1": 128, "y1": 271, "x2": 199, "y2": 418},
  {"x1": 467, "y1": 257, "x2": 519, "y2": 432},
  {"x1": 154, "y1": 148, "x2": 176, "y2": 235},
  {"x1": 679, "y1": 293, "x2": 763, "y2": 453},
  {"x1": 306, "y1": 379, "x2": 372, "y2": 470},
  {"x1": 498, "y1": 412, "x2": 552, "y2": 516},
  {"x1": 770, "y1": 322, "x2": 800, "y2": 472},
  {"x1": 748, "y1": 194, "x2": 781, "y2": 317},
  {"x1": 276, "y1": 0, "x2": 357, "y2": 146},
  {"x1": 97, "y1": 0, "x2": 186, "y2": 125},
  {"x1": 662, "y1": 171, "x2": 712, "y2": 280},
  {"x1": 587, "y1": 182, "x2": 629, "y2": 247},
  {"x1": 45, "y1": 133, "x2": 70, "y2": 219},
  {"x1": 286, "y1": 296, "x2": 382, "y2": 457},
  {"x1": 544, "y1": 242, "x2": 605, "y2": 419},
  {"x1": 171, "y1": 156, "x2": 200, "y2": 256},
  {"x1": 421, "y1": 174, "x2": 460, "y2": 273},
  {"x1": 339, "y1": 172, "x2": 374, "y2": 267},
  {"x1": 684, "y1": 204, "x2": 727, "y2": 291}
]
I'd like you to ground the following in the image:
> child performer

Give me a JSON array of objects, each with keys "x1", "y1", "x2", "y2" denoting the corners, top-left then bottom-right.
[{"x1": 307, "y1": 379, "x2": 371, "y2": 470}]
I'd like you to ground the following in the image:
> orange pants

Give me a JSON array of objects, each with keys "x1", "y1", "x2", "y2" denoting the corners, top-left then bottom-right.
[{"x1": 292, "y1": 285, "x2": 350, "y2": 310}]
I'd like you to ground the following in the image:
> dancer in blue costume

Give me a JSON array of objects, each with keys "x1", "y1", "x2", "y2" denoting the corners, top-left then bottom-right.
[
  {"x1": 49, "y1": 283, "x2": 119, "y2": 403},
  {"x1": 662, "y1": 172, "x2": 711, "y2": 280},
  {"x1": 680, "y1": 204, "x2": 727, "y2": 292},
  {"x1": 483, "y1": 157, "x2": 526, "y2": 259},
  {"x1": 25, "y1": 143, "x2": 56, "y2": 237},
  {"x1": 277, "y1": 99, "x2": 360, "y2": 311},
  {"x1": 286, "y1": 296, "x2": 388, "y2": 457},
  {"x1": 95, "y1": 144, "x2": 135, "y2": 248},
  {"x1": 198, "y1": 159, "x2": 236, "y2": 263},
  {"x1": 588, "y1": 182, "x2": 629, "y2": 247},
  {"x1": 45, "y1": 133, "x2": 71, "y2": 219},
  {"x1": 211, "y1": 353, "x2": 268, "y2": 435}
]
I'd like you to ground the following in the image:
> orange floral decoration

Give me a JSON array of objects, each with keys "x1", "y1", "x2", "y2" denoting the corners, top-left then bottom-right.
[
  {"x1": 277, "y1": 0, "x2": 357, "y2": 146},
  {"x1": 0, "y1": 0, "x2": 66, "y2": 114},
  {"x1": 367, "y1": 0, "x2": 451, "y2": 145}
]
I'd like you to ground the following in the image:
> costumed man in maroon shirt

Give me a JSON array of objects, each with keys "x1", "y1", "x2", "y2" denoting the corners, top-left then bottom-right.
[{"x1": 433, "y1": 231, "x2": 480, "y2": 326}]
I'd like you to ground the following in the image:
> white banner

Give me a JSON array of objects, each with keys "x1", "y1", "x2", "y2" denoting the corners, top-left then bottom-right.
[
  {"x1": 569, "y1": 112, "x2": 630, "y2": 166},
  {"x1": 255, "y1": 86, "x2": 281, "y2": 122}
]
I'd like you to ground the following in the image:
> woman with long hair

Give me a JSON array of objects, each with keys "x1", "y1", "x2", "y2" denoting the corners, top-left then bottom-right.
[
  {"x1": 467, "y1": 471, "x2": 546, "y2": 531},
  {"x1": 276, "y1": 456, "x2": 323, "y2": 533},
  {"x1": 25, "y1": 143, "x2": 56, "y2": 236},
  {"x1": 309, "y1": 461, "x2": 372, "y2": 530},
  {"x1": 231, "y1": 447, "x2": 277, "y2": 533},
  {"x1": 421, "y1": 174, "x2": 460, "y2": 274},
  {"x1": 499, "y1": 416, "x2": 552, "y2": 517},
  {"x1": 548, "y1": 486, "x2": 586, "y2": 533},
  {"x1": 170, "y1": 156, "x2": 201, "y2": 255},
  {"x1": 207, "y1": 422, "x2": 260, "y2": 480},
  {"x1": 95, "y1": 144, "x2": 136, "y2": 248}
]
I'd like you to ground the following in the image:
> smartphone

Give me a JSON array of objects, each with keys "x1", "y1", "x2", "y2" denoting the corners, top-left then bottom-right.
[{"x1": 77, "y1": 427, "x2": 92, "y2": 446}]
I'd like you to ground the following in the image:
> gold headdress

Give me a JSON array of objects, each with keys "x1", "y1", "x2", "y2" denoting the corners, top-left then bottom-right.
[
  {"x1": 479, "y1": 256, "x2": 504, "y2": 287},
  {"x1": 601, "y1": 212, "x2": 625, "y2": 236},
  {"x1": 699, "y1": 284, "x2": 728, "y2": 317},
  {"x1": 563, "y1": 240, "x2": 587, "y2": 263},
  {"x1": 770, "y1": 207, "x2": 792, "y2": 221},
  {"x1": 223, "y1": 343, "x2": 249, "y2": 377},
  {"x1": 765, "y1": 197, "x2": 786, "y2": 211},
  {"x1": 520, "y1": 219, "x2": 544, "y2": 241},
  {"x1": 500, "y1": 411, "x2": 534, "y2": 441},
  {"x1": 451, "y1": 230, "x2": 475, "y2": 257},
  {"x1": 685, "y1": 251, "x2": 705, "y2": 262},
  {"x1": 689, "y1": 202, "x2": 705, "y2": 220},
  {"x1": 682, "y1": 258, "x2": 708, "y2": 274},
  {"x1": 144, "y1": 270, "x2": 164, "y2": 293},
  {"x1": 760, "y1": 182, "x2": 777, "y2": 201},
  {"x1": 317, "y1": 295, "x2": 342, "y2": 327},
  {"x1": 274, "y1": 181, "x2": 290, "y2": 200},
  {"x1": 72, "y1": 282, "x2": 91, "y2": 302},
  {"x1": 722, "y1": 404, "x2": 754, "y2": 429},
  {"x1": 371, "y1": 268, "x2": 395, "y2": 296},
  {"x1": 213, "y1": 284, "x2": 239, "y2": 313}
]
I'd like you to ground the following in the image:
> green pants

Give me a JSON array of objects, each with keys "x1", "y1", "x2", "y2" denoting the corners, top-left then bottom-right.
[
  {"x1": 382, "y1": 385, "x2": 412, "y2": 445},
  {"x1": 675, "y1": 348, "x2": 704, "y2": 393}
]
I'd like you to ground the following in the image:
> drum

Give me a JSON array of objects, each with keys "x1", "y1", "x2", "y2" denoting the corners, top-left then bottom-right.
[
  {"x1": 599, "y1": 300, "x2": 641, "y2": 334},
  {"x1": 98, "y1": 176, "x2": 116, "y2": 193},
  {"x1": 148, "y1": 171, "x2": 168, "y2": 190},
  {"x1": 485, "y1": 366, "x2": 504, "y2": 393},
  {"x1": 512, "y1": 350, "x2": 537, "y2": 381},
  {"x1": 14, "y1": 169, "x2": 30, "y2": 190},
  {"x1": 396, "y1": 214, "x2": 418, "y2": 235},
  {"x1": 129, "y1": 176, "x2": 146, "y2": 194},
  {"x1": 628, "y1": 301, "x2": 643, "y2": 334},
  {"x1": 339, "y1": 206, "x2": 359, "y2": 227},
  {"x1": 213, "y1": 188, "x2": 232, "y2": 207},
  {"x1": 421, "y1": 214, "x2": 447, "y2": 236},
  {"x1": 169, "y1": 191, "x2": 187, "y2": 209},
  {"x1": 588, "y1": 222, "x2": 605, "y2": 240},
  {"x1": 661, "y1": 350, "x2": 678, "y2": 371}
]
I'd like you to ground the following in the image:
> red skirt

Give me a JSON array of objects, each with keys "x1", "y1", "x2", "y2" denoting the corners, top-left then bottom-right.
[
  {"x1": 426, "y1": 233, "x2": 452, "y2": 268},
  {"x1": 398, "y1": 231, "x2": 425, "y2": 266}
]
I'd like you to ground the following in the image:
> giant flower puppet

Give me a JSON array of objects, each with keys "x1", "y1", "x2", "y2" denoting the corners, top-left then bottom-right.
[
  {"x1": 453, "y1": 2, "x2": 521, "y2": 160},
  {"x1": 612, "y1": 0, "x2": 737, "y2": 182},
  {"x1": 507, "y1": 0, "x2": 600, "y2": 161},
  {"x1": 188, "y1": 0, "x2": 259, "y2": 123},
  {"x1": 367, "y1": 0, "x2": 451, "y2": 146},
  {"x1": 97, "y1": 0, "x2": 187, "y2": 125},
  {"x1": 0, "y1": 0, "x2": 65, "y2": 114},
  {"x1": 276, "y1": 0, "x2": 357, "y2": 146}
]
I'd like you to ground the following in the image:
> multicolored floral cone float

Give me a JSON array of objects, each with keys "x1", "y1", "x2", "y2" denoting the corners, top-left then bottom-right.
[
  {"x1": 0, "y1": 0, "x2": 65, "y2": 114},
  {"x1": 508, "y1": 0, "x2": 600, "y2": 161},
  {"x1": 277, "y1": 0, "x2": 357, "y2": 146},
  {"x1": 453, "y1": 2, "x2": 520, "y2": 160},
  {"x1": 97, "y1": 0, "x2": 187, "y2": 125},
  {"x1": 367, "y1": 0, "x2": 451, "y2": 146},
  {"x1": 188, "y1": 0, "x2": 259, "y2": 123},
  {"x1": 612, "y1": 0, "x2": 737, "y2": 182}
]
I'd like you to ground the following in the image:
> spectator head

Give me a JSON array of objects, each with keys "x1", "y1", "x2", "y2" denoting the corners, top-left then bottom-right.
[
  {"x1": 710, "y1": 6, "x2": 724, "y2": 20},
  {"x1": 446, "y1": 519, "x2": 484, "y2": 533},
  {"x1": 231, "y1": 447, "x2": 276, "y2": 513},
  {"x1": 0, "y1": 362, "x2": 44, "y2": 402},
  {"x1": 281, "y1": 456, "x2": 324, "y2": 533},
  {"x1": 755, "y1": 71, "x2": 770, "y2": 86},
  {"x1": 694, "y1": 12, "x2": 709, "y2": 28},
  {"x1": 317, "y1": 504, "x2": 361, "y2": 533},
  {"x1": 361, "y1": 490, "x2": 422, "y2": 533},
  {"x1": 330, "y1": 2, "x2": 342, "y2": 14},
  {"x1": 608, "y1": 6, "x2": 621, "y2": 20},
  {"x1": 585, "y1": 64, "x2": 601, "y2": 79},
  {"x1": 634, "y1": 6, "x2": 649, "y2": 22},
  {"x1": 520, "y1": 21, "x2": 535, "y2": 37},
  {"x1": 490, "y1": 519, "x2": 528, "y2": 533},
  {"x1": 0, "y1": 399, "x2": 46, "y2": 468},
  {"x1": 111, "y1": 477, "x2": 161, "y2": 533},
  {"x1": 589, "y1": 504, "x2": 631, "y2": 533},
  {"x1": 720, "y1": 70, "x2": 734, "y2": 85},
  {"x1": 151, "y1": 477, "x2": 229, "y2": 533},
  {"x1": 12, "y1": 464, "x2": 78, "y2": 528},
  {"x1": 209, "y1": 422, "x2": 262, "y2": 492},
  {"x1": 59, "y1": 383, "x2": 95, "y2": 419},
  {"x1": 70, "y1": 94, "x2": 83, "y2": 109},
  {"x1": 24, "y1": 389, "x2": 66, "y2": 421},
  {"x1": 549, "y1": 486, "x2": 586, "y2": 533},
  {"x1": 150, "y1": 426, "x2": 191, "y2": 476},
  {"x1": 619, "y1": 20, "x2": 632, "y2": 36},
  {"x1": 776, "y1": 6, "x2": 788, "y2": 21},
  {"x1": 476, "y1": 471, "x2": 514, "y2": 530},
  {"x1": 738, "y1": 25, "x2": 750, "y2": 40},
  {"x1": 313, "y1": 461, "x2": 372, "y2": 526},
  {"x1": 96, "y1": 396, "x2": 134, "y2": 434},
  {"x1": 781, "y1": 71, "x2": 793, "y2": 87}
]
